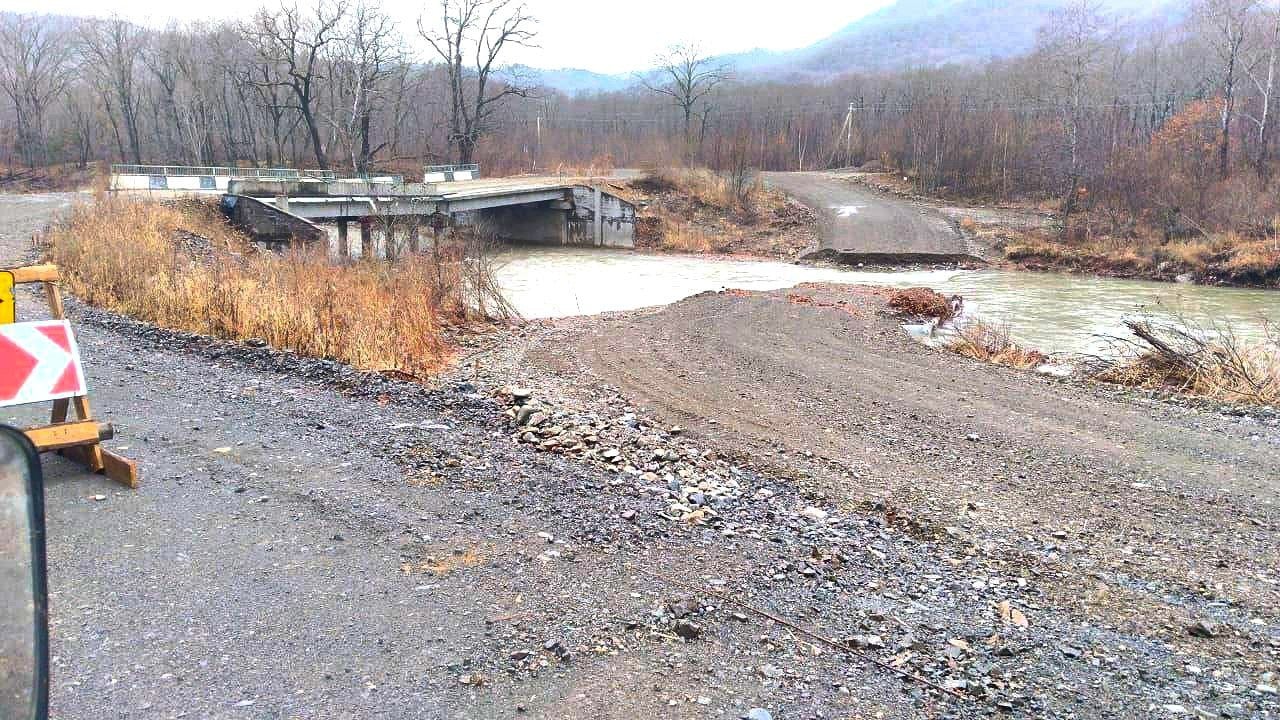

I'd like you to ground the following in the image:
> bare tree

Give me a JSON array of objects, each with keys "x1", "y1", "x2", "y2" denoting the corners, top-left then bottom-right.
[
  {"x1": 640, "y1": 44, "x2": 729, "y2": 161},
  {"x1": 249, "y1": 0, "x2": 349, "y2": 169},
  {"x1": 1037, "y1": 0, "x2": 1111, "y2": 221},
  {"x1": 79, "y1": 16, "x2": 147, "y2": 165},
  {"x1": 1196, "y1": 0, "x2": 1260, "y2": 177},
  {"x1": 418, "y1": 0, "x2": 537, "y2": 165},
  {"x1": 1243, "y1": 3, "x2": 1280, "y2": 171},
  {"x1": 63, "y1": 85, "x2": 97, "y2": 168},
  {"x1": 0, "y1": 14, "x2": 74, "y2": 166},
  {"x1": 327, "y1": 0, "x2": 403, "y2": 174}
]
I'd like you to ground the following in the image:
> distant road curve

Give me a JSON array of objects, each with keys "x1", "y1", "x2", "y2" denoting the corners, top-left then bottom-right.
[{"x1": 762, "y1": 171, "x2": 973, "y2": 263}]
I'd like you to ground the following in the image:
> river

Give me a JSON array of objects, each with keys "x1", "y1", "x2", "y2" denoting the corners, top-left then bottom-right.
[{"x1": 493, "y1": 246, "x2": 1280, "y2": 356}]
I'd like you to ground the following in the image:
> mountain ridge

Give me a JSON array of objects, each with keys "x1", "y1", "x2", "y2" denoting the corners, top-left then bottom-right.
[{"x1": 531, "y1": 0, "x2": 1183, "y2": 95}]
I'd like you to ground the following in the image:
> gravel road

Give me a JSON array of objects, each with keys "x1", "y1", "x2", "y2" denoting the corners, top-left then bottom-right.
[
  {"x1": 3, "y1": 192, "x2": 1279, "y2": 718},
  {"x1": 509, "y1": 284, "x2": 1280, "y2": 717},
  {"x1": 763, "y1": 172, "x2": 972, "y2": 263}
]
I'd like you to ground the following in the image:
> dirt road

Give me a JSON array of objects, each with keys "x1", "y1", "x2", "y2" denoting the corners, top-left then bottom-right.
[
  {"x1": 521, "y1": 284, "x2": 1280, "y2": 715},
  {"x1": 763, "y1": 171, "x2": 973, "y2": 262}
]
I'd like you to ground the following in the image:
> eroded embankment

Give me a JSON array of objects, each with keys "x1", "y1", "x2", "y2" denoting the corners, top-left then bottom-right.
[{"x1": 457, "y1": 282, "x2": 1280, "y2": 716}]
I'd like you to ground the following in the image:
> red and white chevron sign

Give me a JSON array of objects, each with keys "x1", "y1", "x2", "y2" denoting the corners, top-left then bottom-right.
[{"x1": 0, "y1": 320, "x2": 87, "y2": 408}]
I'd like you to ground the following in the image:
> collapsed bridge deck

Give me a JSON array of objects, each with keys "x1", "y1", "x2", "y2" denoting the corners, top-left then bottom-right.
[
  {"x1": 110, "y1": 165, "x2": 636, "y2": 255},
  {"x1": 230, "y1": 176, "x2": 637, "y2": 255}
]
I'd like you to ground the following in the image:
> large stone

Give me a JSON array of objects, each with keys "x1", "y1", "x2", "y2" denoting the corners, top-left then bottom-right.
[{"x1": 801, "y1": 506, "x2": 829, "y2": 522}]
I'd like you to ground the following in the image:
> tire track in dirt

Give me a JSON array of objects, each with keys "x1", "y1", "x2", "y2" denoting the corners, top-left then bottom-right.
[{"x1": 532, "y1": 286, "x2": 1280, "y2": 633}]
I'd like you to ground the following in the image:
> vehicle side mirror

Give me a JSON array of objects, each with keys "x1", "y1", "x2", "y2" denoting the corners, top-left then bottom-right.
[{"x1": 0, "y1": 424, "x2": 49, "y2": 720}]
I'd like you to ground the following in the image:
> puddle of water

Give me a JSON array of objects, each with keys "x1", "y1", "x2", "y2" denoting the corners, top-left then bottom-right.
[{"x1": 493, "y1": 246, "x2": 1280, "y2": 355}]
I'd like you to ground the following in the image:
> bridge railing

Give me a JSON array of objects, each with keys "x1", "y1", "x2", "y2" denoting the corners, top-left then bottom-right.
[
  {"x1": 425, "y1": 164, "x2": 480, "y2": 173},
  {"x1": 110, "y1": 164, "x2": 336, "y2": 180}
]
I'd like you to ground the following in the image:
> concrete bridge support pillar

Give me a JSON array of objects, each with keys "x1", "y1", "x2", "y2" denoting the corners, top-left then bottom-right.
[
  {"x1": 594, "y1": 187, "x2": 603, "y2": 247},
  {"x1": 337, "y1": 220, "x2": 349, "y2": 258},
  {"x1": 385, "y1": 224, "x2": 398, "y2": 261},
  {"x1": 360, "y1": 220, "x2": 373, "y2": 259}
]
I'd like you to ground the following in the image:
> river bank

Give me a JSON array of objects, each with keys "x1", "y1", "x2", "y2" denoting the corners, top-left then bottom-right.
[
  {"x1": 841, "y1": 171, "x2": 1280, "y2": 290},
  {"x1": 493, "y1": 245, "x2": 1280, "y2": 359}
]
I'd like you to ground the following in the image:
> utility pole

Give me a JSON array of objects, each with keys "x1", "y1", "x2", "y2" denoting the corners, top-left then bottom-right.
[
  {"x1": 828, "y1": 102, "x2": 856, "y2": 168},
  {"x1": 846, "y1": 102, "x2": 854, "y2": 165}
]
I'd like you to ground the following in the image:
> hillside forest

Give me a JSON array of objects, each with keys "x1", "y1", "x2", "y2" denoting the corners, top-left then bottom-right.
[{"x1": 3, "y1": 0, "x2": 1280, "y2": 249}]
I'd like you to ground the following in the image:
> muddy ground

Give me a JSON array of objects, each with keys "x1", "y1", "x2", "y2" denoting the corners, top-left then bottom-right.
[
  {"x1": 3, "y1": 192, "x2": 1279, "y2": 718},
  {"x1": 472, "y1": 284, "x2": 1280, "y2": 718}
]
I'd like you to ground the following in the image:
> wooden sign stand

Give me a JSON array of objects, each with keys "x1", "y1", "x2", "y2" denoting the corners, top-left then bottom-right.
[{"x1": 8, "y1": 264, "x2": 138, "y2": 488}]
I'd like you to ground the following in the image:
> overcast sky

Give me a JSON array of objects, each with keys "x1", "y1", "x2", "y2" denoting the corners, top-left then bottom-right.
[{"x1": 0, "y1": 0, "x2": 895, "y2": 73}]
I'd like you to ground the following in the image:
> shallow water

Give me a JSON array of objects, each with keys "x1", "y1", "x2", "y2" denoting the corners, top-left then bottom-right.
[{"x1": 493, "y1": 246, "x2": 1280, "y2": 355}]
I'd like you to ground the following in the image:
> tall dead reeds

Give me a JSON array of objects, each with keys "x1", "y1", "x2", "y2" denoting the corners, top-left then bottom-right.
[{"x1": 44, "y1": 195, "x2": 511, "y2": 377}]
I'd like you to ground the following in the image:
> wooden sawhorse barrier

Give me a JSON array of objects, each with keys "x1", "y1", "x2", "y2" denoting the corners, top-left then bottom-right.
[{"x1": 5, "y1": 264, "x2": 138, "y2": 488}]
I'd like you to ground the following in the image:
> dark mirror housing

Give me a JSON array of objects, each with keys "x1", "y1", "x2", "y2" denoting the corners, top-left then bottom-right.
[{"x1": 0, "y1": 425, "x2": 48, "y2": 720}]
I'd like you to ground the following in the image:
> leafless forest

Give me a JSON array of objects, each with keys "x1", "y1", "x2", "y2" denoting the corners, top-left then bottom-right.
[{"x1": 3, "y1": 0, "x2": 1280, "y2": 236}]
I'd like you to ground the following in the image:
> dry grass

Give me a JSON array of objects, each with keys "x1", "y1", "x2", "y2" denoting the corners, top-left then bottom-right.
[
  {"x1": 945, "y1": 320, "x2": 1048, "y2": 370},
  {"x1": 1004, "y1": 227, "x2": 1280, "y2": 286},
  {"x1": 43, "y1": 195, "x2": 509, "y2": 378},
  {"x1": 629, "y1": 167, "x2": 817, "y2": 257},
  {"x1": 1093, "y1": 319, "x2": 1280, "y2": 405},
  {"x1": 657, "y1": 218, "x2": 715, "y2": 252},
  {"x1": 638, "y1": 167, "x2": 769, "y2": 213}
]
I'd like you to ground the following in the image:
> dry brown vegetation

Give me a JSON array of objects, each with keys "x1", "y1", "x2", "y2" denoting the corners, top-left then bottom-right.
[
  {"x1": 1093, "y1": 319, "x2": 1280, "y2": 406},
  {"x1": 1002, "y1": 228, "x2": 1280, "y2": 287},
  {"x1": 628, "y1": 168, "x2": 817, "y2": 257},
  {"x1": 887, "y1": 287, "x2": 955, "y2": 321},
  {"x1": 0, "y1": 162, "x2": 101, "y2": 192},
  {"x1": 936, "y1": 313, "x2": 1280, "y2": 407},
  {"x1": 945, "y1": 321, "x2": 1048, "y2": 370},
  {"x1": 43, "y1": 196, "x2": 508, "y2": 377}
]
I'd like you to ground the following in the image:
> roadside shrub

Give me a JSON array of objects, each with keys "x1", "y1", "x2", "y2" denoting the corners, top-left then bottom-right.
[
  {"x1": 945, "y1": 320, "x2": 1047, "y2": 369},
  {"x1": 44, "y1": 195, "x2": 510, "y2": 377},
  {"x1": 1093, "y1": 319, "x2": 1280, "y2": 405}
]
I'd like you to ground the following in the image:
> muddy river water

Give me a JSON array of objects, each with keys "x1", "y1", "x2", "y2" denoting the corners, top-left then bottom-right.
[{"x1": 494, "y1": 246, "x2": 1280, "y2": 356}]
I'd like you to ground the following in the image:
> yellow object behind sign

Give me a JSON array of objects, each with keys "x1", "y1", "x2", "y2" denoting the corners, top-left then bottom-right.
[{"x1": 0, "y1": 271, "x2": 13, "y2": 324}]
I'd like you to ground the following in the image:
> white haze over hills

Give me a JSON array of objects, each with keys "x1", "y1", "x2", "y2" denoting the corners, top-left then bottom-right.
[{"x1": 530, "y1": 0, "x2": 1185, "y2": 95}]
